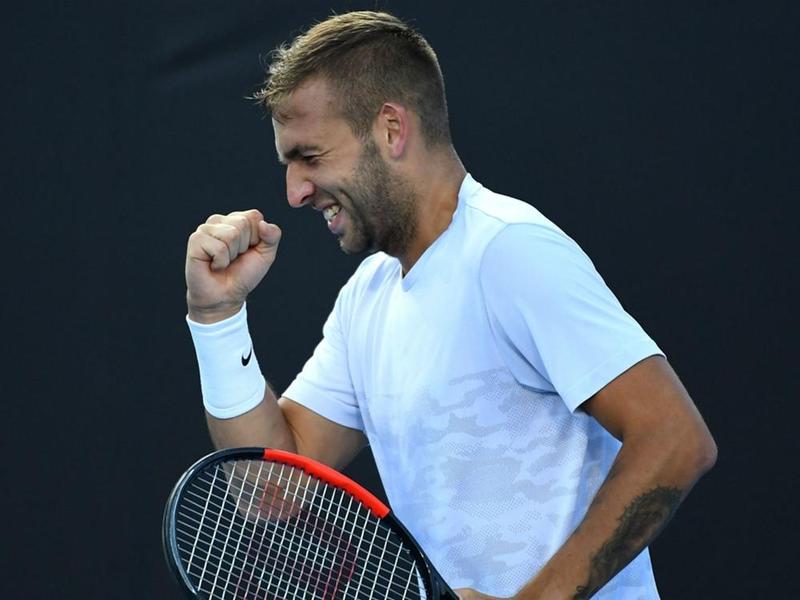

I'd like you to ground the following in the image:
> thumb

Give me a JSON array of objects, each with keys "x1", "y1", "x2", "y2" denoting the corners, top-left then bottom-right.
[{"x1": 258, "y1": 221, "x2": 282, "y2": 247}]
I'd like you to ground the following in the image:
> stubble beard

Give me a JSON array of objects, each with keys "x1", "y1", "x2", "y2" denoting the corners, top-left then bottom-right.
[{"x1": 338, "y1": 139, "x2": 418, "y2": 257}]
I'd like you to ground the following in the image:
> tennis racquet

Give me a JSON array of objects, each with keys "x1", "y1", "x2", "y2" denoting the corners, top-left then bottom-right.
[{"x1": 163, "y1": 447, "x2": 460, "y2": 600}]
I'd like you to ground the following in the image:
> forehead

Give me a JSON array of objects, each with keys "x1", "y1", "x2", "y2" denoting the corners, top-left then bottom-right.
[{"x1": 272, "y1": 78, "x2": 352, "y2": 157}]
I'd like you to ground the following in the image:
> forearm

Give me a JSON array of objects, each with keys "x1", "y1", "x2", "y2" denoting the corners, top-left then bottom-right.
[
  {"x1": 188, "y1": 305, "x2": 367, "y2": 468},
  {"x1": 187, "y1": 301, "x2": 297, "y2": 452},
  {"x1": 206, "y1": 384, "x2": 297, "y2": 452},
  {"x1": 517, "y1": 432, "x2": 715, "y2": 599},
  {"x1": 207, "y1": 380, "x2": 368, "y2": 470}
]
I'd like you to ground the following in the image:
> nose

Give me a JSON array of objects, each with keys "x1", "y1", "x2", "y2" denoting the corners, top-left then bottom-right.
[{"x1": 286, "y1": 163, "x2": 315, "y2": 208}]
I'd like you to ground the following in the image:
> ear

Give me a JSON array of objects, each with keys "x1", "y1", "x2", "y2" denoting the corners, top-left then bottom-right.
[{"x1": 375, "y1": 102, "x2": 410, "y2": 160}]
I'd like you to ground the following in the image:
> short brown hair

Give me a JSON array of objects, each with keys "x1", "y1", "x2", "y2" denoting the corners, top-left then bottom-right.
[{"x1": 255, "y1": 11, "x2": 451, "y2": 146}]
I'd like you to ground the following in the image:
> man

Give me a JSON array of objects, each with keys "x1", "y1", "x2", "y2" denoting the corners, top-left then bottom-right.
[{"x1": 185, "y1": 11, "x2": 716, "y2": 599}]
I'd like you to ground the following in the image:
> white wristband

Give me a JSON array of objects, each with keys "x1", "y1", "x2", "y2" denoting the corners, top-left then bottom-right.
[{"x1": 186, "y1": 303, "x2": 266, "y2": 419}]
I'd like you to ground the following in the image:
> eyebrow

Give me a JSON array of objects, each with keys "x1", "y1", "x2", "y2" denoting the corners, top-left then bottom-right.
[{"x1": 277, "y1": 144, "x2": 322, "y2": 165}]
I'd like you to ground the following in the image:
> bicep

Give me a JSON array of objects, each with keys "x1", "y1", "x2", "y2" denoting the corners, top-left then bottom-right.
[
  {"x1": 581, "y1": 355, "x2": 714, "y2": 449},
  {"x1": 279, "y1": 396, "x2": 367, "y2": 470}
]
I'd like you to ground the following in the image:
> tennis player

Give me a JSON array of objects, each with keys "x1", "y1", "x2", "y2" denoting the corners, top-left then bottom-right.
[{"x1": 184, "y1": 11, "x2": 717, "y2": 599}]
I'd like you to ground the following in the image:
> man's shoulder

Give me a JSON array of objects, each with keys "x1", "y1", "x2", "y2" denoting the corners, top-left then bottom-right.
[{"x1": 461, "y1": 179, "x2": 570, "y2": 252}]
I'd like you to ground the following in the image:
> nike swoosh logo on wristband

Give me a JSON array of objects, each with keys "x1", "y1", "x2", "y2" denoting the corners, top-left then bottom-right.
[{"x1": 241, "y1": 348, "x2": 252, "y2": 367}]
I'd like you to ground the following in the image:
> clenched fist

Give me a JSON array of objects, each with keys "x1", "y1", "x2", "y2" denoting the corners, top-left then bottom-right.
[{"x1": 185, "y1": 209, "x2": 282, "y2": 323}]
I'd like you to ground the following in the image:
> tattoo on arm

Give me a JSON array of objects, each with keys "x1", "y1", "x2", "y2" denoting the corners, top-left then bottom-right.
[{"x1": 573, "y1": 486, "x2": 683, "y2": 599}]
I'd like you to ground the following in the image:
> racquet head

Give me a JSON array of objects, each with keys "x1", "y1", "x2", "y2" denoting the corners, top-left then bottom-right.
[{"x1": 162, "y1": 447, "x2": 457, "y2": 600}]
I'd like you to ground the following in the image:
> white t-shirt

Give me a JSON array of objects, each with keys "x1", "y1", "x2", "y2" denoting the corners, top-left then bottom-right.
[{"x1": 284, "y1": 174, "x2": 663, "y2": 598}]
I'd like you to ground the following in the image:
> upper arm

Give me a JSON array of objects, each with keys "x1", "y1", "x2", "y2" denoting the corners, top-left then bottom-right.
[
  {"x1": 581, "y1": 355, "x2": 717, "y2": 470},
  {"x1": 278, "y1": 396, "x2": 367, "y2": 470}
]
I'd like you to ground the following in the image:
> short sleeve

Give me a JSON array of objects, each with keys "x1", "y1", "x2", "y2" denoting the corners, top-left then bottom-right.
[
  {"x1": 283, "y1": 286, "x2": 364, "y2": 431},
  {"x1": 480, "y1": 223, "x2": 663, "y2": 411}
]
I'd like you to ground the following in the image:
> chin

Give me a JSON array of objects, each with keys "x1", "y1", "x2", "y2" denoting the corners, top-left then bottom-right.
[
  {"x1": 339, "y1": 242, "x2": 366, "y2": 256},
  {"x1": 336, "y1": 234, "x2": 356, "y2": 254},
  {"x1": 338, "y1": 234, "x2": 372, "y2": 256}
]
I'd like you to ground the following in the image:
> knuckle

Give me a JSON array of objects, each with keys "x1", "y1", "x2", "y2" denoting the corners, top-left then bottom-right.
[
  {"x1": 221, "y1": 224, "x2": 240, "y2": 242},
  {"x1": 196, "y1": 223, "x2": 216, "y2": 236},
  {"x1": 233, "y1": 215, "x2": 248, "y2": 231},
  {"x1": 188, "y1": 230, "x2": 209, "y2": 249},
  {"x1": 228, "y1": 210, "x2": 247, "y2": 224}
]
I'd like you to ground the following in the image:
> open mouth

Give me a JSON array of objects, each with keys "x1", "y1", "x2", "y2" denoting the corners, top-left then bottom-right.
[{"x1": 322, "y1": 204, "x2": 341, "y2": 223}]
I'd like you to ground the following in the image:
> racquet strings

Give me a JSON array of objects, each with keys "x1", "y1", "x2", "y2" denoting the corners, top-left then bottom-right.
[{"x1": 173, "y1": 457, "x2": 428, "y2": 599}]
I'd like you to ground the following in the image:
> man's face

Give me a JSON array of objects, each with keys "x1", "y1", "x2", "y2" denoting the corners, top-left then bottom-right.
[{"x1": 273, "y1": 78, "x2": 416, "y2": 256}]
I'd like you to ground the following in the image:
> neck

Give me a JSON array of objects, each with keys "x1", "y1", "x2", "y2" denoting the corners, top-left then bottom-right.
[{"x1": 397, "y1": 148, "x2": 466, "y2": 275}]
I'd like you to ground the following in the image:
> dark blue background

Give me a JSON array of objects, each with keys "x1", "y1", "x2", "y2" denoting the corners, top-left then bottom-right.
[{"x1": 3, "y1": 1, "x2": 797, "y2": 597}]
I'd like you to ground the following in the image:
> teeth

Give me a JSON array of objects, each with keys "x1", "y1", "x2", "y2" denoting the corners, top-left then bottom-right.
[{"x1": 323, "y1": 205, "x2": 341, "y2": 222}]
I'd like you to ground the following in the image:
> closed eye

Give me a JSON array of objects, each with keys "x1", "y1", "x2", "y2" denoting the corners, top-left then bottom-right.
[{"x1": 277, "y1": 144, "x2": 324, "y2": 166}]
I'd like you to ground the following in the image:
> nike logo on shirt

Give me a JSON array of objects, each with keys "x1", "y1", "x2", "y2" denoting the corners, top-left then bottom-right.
[{"x1": 241, "y1": 348, "x2": 252, "y2": 366}]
